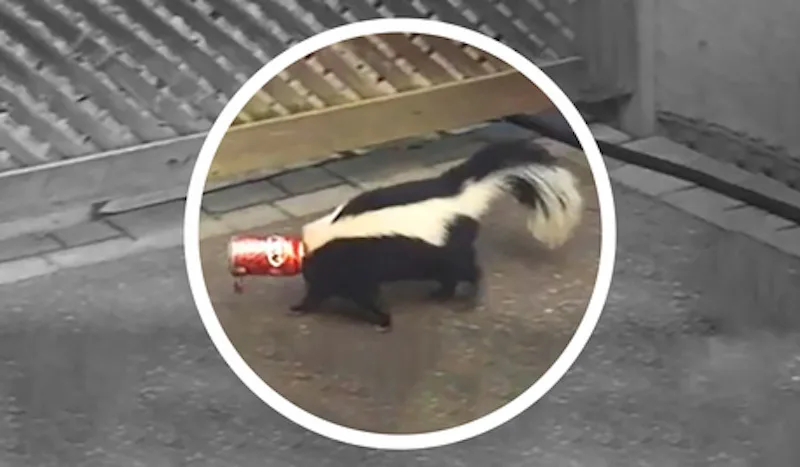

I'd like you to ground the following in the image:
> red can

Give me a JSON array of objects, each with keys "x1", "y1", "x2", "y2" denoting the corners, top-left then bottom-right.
[{"x1": 227, "y1": 235, "x2": 306, "y2": 292}]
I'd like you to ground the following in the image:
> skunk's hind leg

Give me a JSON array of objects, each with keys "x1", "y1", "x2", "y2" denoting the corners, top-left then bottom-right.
[
  {"x1": 430, "y1": 276, "x2": 457, "y2": 301},
  {"x1": 432, "y1": 217, "x2": 481, "y2": 304},
  {"x1": 350, "y1": 283, "x2": 392, "y2": 332},
  {"x1": 428, "y1": 249, "x2": 463, "y2": 302},
  {"x1": 430, "y1": 245, "x2": 482, "y2": 304},
  {"x1": 460, "y1": 255, "x2": 483, "y2": 302}
]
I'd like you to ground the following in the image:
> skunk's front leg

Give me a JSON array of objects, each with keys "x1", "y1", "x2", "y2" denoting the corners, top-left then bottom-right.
[
  {"x1": 289, "y1": 282, "x2": 325, "y2": 315},
  {"x1": 288, "y1": 297, "x2": 313, "y2": 314}
]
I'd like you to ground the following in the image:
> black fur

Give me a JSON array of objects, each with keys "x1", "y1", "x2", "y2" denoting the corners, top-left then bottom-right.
[
  {"x1": 440, "y1": 138, "x2": 558, "y2": 186},
  {"x1": 292, "y1": 139, "x2": 564, "y2": 331},
  {"x1": 333, "y1": 139, "x2": 556, "y2": 221},
  {"x1": 292, "y1": 216, "x2": 481, "y2": 331}
]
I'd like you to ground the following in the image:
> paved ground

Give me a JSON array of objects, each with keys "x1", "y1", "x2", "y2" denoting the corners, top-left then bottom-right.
[
  {"x1": 200, "y1": 185, "x2": 601, "y2": 434},
  {"x1": 2, "y1": 179, "x2": 800, "y2": 466}
]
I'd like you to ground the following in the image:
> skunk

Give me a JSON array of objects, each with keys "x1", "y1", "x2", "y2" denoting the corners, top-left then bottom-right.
[{"x1": 291, "y1": 138, "x2": 584, "y2": 331}]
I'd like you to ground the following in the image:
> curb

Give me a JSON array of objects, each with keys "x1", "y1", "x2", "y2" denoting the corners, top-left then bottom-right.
[
  {"x1": 0, "y1": 124, "x2": 532, "y2": 285},
  {"x1": 507, "y1": 114, "x2": 800, "y2": 259},
  {"x1": 507, "y1": 113, "x2": 800, "y2": 225},
  {"x1": 2, "y1": 120, "x2": 798, "y2": 287}
]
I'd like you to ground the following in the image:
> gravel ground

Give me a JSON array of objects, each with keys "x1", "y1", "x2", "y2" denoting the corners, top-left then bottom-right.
[
  {"x1": 200, "y1": 185, "x2": 601, "y2": 434},
  {"x1": 1, "y1": 184, "x2": 799, "y2": 466}
]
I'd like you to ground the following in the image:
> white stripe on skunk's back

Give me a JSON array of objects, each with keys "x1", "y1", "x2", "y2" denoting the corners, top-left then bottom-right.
[
  {"x1": 301, "y1": 176, "x2": 505, "y2": 254},
  {"x1": 300, "y1": 162, "x2": 584, "y2": 254}
]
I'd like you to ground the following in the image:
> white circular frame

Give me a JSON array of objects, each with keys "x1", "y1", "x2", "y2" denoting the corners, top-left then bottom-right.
[{"x1": 184, "y1": 18, "x2": 617, "y2": 451}]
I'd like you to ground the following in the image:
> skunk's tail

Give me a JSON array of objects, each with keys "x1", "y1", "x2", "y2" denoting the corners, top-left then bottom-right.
[{"x1": 441, "y1": 139, "x2": 584, "y2": 249}]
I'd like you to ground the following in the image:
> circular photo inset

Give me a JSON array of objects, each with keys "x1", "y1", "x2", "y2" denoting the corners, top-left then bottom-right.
[{"x1": 184, "y1": 18, "x2": 616, "y2": 450}]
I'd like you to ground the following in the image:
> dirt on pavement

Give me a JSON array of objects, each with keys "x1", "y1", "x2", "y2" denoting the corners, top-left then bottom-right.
[{"x1": 199, "y1": 179, "x2": 602, "y2": 434}]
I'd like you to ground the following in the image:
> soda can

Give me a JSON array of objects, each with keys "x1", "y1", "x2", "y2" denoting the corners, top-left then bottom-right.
[{"x1": 227, "y1": 234, "x2": 305, "y2": 293}]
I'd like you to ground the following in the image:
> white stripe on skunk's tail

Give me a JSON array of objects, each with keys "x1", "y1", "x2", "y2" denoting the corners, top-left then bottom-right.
[
  {"x1": 442, "y1": 139, "x2": 585, "y2": 250},
  {"x1": 300, "y1": 139, "x2": 585, "y2": 254},
  {"x1": 505, "y1": 163, "x2": 584, "y2": 250}
]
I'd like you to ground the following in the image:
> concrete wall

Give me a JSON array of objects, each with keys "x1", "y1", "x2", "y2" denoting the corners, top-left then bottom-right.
[{"x1": 654, "y1": 0, "x2": 800, "y2": 161}]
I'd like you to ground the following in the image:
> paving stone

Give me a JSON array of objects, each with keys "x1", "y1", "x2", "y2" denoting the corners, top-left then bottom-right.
[
  {"x1": 201, "y1": 180, "x2": 286, "y2": 215},
  {"x1": 626, "y1": 137, "x2": 754, "y2": 186},
  {"x1": 269, "y1": 166, "x2": 342, "y2": 195},
  {"x1": 684, "y1": 154, "x2": 753, "y2": 185},
  {"x1": 602, "y1": 156, "x2": 627, "y2": 171},
  {"x1": 468, "y1": 121, "x2": 539, "y2": 141},
  {"x1": 45, "y1": 237, "x2": 137, "y2": 269},
  {"x1": 661, "y1": 186, "x2": 744, "y2": 220},
  {"x1": 610, "y1": 164, "x2": 695, "y2": 197},
  {"x1": 590, "y1": 123, "x2": 632, "y2": 145},
  {"x1": 199, "y1": 214, "x2": 232, "y2": 240},
  {"x1": 106, "y1": 199, "x2": 186, "y2": 239},
  {"x1": 323, "y1": 151, "x2": 414, "y2": 186},
  {"x1": 441, "y1": 122, "x2": 491, "y2": 135},
  {"x1": 273, "y1": 185, "x2": 361, "y2": 218},
  {"x1": 49, "y1": 221, "x2": 122, "y2": 248},
  {"x1": 408, "y1": 137, "x2": 486, "y2": 167},
  {"x1": 625, "y1": 136, "x2": 800, "y2": 220},
  {"x1": 0, "y1": 256, "x2": 58, "y2": 285},
  {"x1": 324, "y1": 135, "x2": 483, "y2": 186},
  {"x1": 131, "y1": 225, "x2": 184, "y2": 251},
  {"x1": 765, "y1": 227, "x2": 800, "y2": 257},
  {"x1": 0, "y1": 205, "x2": 93, "y2": 242},
  {"x1": 0, "y1": 233, "x2": 63, "y2": 262},
  {"x1": 203, "y1": 165, "x2": 287, "y2": 192},
  {"x1": 349, "y1": 134, "x2": 437, "y2": 155},
  {"x1": 99, "y1": 186, "x2": 188, "y2": 215},
  {"x1": 45, "y1": 226, "x2": 185, "y2": 269},
  {"x1": 218, "y1": 204, "x2": 289, "y2": 232},
  {"x1": 623, "y1": 136, "x2": 705, "y2": 171},
  {"x1": 357, "y1": 166, "x2": 445, "y2": 191},
  {"x1": 709, "y1": 206, "x2": 795, "y2": 241},
  {"x1": 507, "y1": 108, "x2": 574, "y2": 137}
]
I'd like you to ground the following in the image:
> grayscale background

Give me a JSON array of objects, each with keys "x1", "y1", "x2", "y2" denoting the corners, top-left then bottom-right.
[{"x1": 1, "y1": 1, "x2": 799, "y2": 466}]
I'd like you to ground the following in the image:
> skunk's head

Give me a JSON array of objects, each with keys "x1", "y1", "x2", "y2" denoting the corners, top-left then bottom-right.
[{"x1": 301, "y1": 203, "x2": 347, "y2": 255}]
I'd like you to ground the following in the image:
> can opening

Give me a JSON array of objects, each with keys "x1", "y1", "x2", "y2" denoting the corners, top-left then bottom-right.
[{"x1": 227, "y1": 237, "x2": 237, "y2": 274}]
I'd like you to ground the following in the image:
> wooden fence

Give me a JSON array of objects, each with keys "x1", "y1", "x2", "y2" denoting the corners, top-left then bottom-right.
[
  {"x1": 210, "y1": 34, "x2": 583, "y2": 183},
  {"x1": 0, "y1": 0, "x2": 639, "y2": 221}
]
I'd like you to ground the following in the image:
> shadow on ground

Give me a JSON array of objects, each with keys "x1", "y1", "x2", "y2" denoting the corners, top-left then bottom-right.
[{"x1": 198, "y1": 181, "x2": 601, "y2": 434}]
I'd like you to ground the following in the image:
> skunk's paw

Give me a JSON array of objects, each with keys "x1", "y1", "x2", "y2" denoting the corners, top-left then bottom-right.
[
  {"x1": 288, "y1": 303, "x2": 308, "y2": 315},
  {"x1": 373, "y1": 313, "x2": 392, "y2": 333},
  {"x1": 429, "y1": 287, "x2": 456, "y2": 302}
]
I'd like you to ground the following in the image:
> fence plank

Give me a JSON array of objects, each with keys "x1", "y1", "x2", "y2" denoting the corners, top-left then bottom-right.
[
  {"x1": 343, "y1": 37, "x2": 417, "y2": 92},
  {"x1": 312, "y1": 47, "x2": 385, "y2": 99},
  {"x1": 374, "y1": 34, "x2": 454, "y2": 85},
  {"x1": 0, "y1": 84, "x2": 83, "y2": 158},
  {"x1": 17, "y1": 0, "x2": 207, "y2": 135},
  {"x1": 0, "y1": 46, "x2": 127, "y2": 151},
  {"x1": 0, "y1": 4, "x2": 166, "y2": 141},
  {"x1": 422, "y1": 36, "x2": 488, "y2": 77},
  {"x1": 114, "y1": 0, "x2": 240, "y2": 96},
  {"x1": 210, "y1": 59, "x2": 582, "y2": 182}
]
